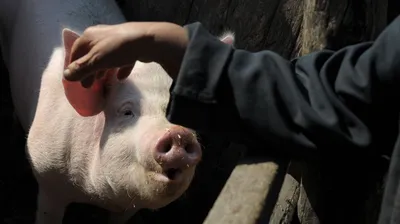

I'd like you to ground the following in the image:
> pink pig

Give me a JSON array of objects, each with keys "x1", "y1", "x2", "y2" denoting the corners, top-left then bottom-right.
[{"x1": 0, "y1": 0, "x2": 234, "y2": 223}]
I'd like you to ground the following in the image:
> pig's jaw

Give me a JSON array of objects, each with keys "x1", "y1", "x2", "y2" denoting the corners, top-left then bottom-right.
[
  {"x1": 84, "y1": 151, "x2": 146, "y2": 212},
  {"x1": 86, "y1": 156, "x2": 195, "y2": 211},
  {"x1": 85, "y1": 142, "x2": 195, "y2": 211},
  {"x1": 79, "y1": 123, "x2": 165, "y2": 211},
  {"x1": 86, "y1": 156, "x2": 187, "y2": 212}
]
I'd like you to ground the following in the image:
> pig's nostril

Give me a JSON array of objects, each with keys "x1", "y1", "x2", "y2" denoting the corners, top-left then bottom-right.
[
  {"x1": 157, "y1": 136, "x2": 173, "y2": 153},
  {"x1": 161, "y1": 142, "x2": 172, "y2": 153},
  {"x1": 184, "y1": 144, "x2": 195, "y2": 154}
]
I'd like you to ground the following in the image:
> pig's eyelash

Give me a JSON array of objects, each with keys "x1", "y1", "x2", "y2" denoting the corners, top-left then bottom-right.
[
  {"x1": 118, "y1": 102, "x2": 136, "y2": 117},
  {"x1": 123, "y1": 110, "x2": 134, "y2": 116}
]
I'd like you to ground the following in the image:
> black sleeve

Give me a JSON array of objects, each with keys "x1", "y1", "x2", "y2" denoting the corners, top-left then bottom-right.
[{"x1": 166, "y1": 16, "x2": 400, "y2": 157}]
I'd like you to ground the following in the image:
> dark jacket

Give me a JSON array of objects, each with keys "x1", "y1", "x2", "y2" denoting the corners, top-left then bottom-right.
[{"x1": 167, "y1": 16, "x2": 400, "y2": 224}]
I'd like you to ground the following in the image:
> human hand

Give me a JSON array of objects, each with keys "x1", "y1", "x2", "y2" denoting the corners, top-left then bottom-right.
[{"x1": 63, "y1": 22, "x2": 189, "y2": 88}]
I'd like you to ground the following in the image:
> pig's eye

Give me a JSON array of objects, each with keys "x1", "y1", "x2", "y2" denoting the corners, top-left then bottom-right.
[
  {"x1": 123, "y1": 109, "x2": 134, "y2": 117},
  {"x1": 118, "y1": 102, "x2": 135, "y2": 118}
]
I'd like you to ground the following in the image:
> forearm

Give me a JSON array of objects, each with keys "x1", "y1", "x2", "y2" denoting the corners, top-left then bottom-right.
[
  {"x1": 167, "y1": 16, "x2": 400, "y2": 156},
  {"x1": 146, "y1": 22, "x2": 189, "y2": 77}
]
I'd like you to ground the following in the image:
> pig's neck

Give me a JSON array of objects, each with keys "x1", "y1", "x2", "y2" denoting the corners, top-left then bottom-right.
[{"x1": 59, "y1": 113, "x2": 105, "y2": 193}]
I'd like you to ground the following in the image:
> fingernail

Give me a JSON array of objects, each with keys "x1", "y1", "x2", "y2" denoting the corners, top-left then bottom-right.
[{"x1": 63, "y1": 69, "x2": 71, "y2": 77}]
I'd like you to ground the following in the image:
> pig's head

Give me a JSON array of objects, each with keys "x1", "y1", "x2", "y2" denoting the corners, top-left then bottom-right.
[{"x1": 61, "y1": 28, "x2": 235, "y2": 211}]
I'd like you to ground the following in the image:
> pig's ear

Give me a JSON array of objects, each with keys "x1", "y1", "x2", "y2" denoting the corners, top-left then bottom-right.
[
  {"x1": 62, "y1": 28, "x2": 80, "y2": 68},
  {"x1": 220, "y1": 31, "x2": 235, "y2": 45},
  {"x1": 61, "y1": 28, "x2": 109, "y2": 117}
]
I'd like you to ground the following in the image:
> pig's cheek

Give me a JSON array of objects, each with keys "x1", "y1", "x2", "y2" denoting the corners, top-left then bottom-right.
[
  {"x1": 99, "y1": 132, "x2": 141, "y2": 177},
  {"x1": 114, "y1": 125, "x2": 143, "y2": 163},
  {"x1": 132, "y1": 134, "x2": 155, "y2": 167},
  {"x1": 103, "y1": 113, "x2": 137, "y2": 134}
]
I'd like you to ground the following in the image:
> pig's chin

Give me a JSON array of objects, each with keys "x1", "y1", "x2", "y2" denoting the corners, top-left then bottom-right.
[
  {"x1": 140, "y1": 168, "x2": 195, "y2": 209},
  {"x1": 101, "y1": 168, "x2": 195, "y2": 212},
  {"x1": 135, "y1": 156, "x2": 196, "y2": 205}
]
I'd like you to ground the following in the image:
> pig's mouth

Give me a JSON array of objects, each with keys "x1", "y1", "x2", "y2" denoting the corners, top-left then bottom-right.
[
  {"x1": 164, "y1": 168, "x2": 182, "y2": 180},
  {"x1": 145, "y1": 161, "x2": 190, "y2": 184},
  {"x1": 152, "y1": 167, "x2": 185, "y2": 184}
]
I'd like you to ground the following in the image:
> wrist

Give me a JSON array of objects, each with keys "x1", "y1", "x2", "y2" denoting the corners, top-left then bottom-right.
[{"x1": 148, "y1": 22, "x2": 189, "y2": 80}]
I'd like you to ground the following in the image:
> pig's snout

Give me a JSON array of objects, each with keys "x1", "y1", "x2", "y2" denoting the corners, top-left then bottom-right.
[{"x1": 154, "y1": 126, "x2": 202, "y2": 180}]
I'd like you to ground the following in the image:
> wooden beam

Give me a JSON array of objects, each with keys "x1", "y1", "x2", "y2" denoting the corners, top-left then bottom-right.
[{"x1": 203, "y1": 155, "x2": 288, "y2": 224}]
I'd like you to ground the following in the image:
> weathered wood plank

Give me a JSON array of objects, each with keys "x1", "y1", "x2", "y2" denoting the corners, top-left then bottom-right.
[
  {"x1": 203, "y1": 156, "x2": 288, "y2": 224},
  {"x1": 269, "y1": 163, "x2": 301, "y2": 224},
  {"x1": 269, "y1": 161, "x2": 302, "y2": 224}
]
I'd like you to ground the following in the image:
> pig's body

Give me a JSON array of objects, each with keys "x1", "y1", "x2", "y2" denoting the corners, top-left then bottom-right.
[
  {"x1": 4, "y1": 0, "x2": 126, "y2": 130},
  {"x1": 0, "y1": 0, "x2": 208, "y2": 223}
]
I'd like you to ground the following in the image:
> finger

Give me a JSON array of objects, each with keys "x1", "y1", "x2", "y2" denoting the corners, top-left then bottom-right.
[
  {"x1": 64, "y1": 51, "x2": 99, "y2": 81},
  {"x1": 81, "y1": 74, "x2": 95, "y2": 88},
  {"x1": 64, "y1": 35, "x2": 99, "y2": 81},
  {"x1": 69, "y1": 35, "x2": 91, "y2": 62},
  {"x1": 117, "y1": 64, "x2": 135, "y2": 80}
]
